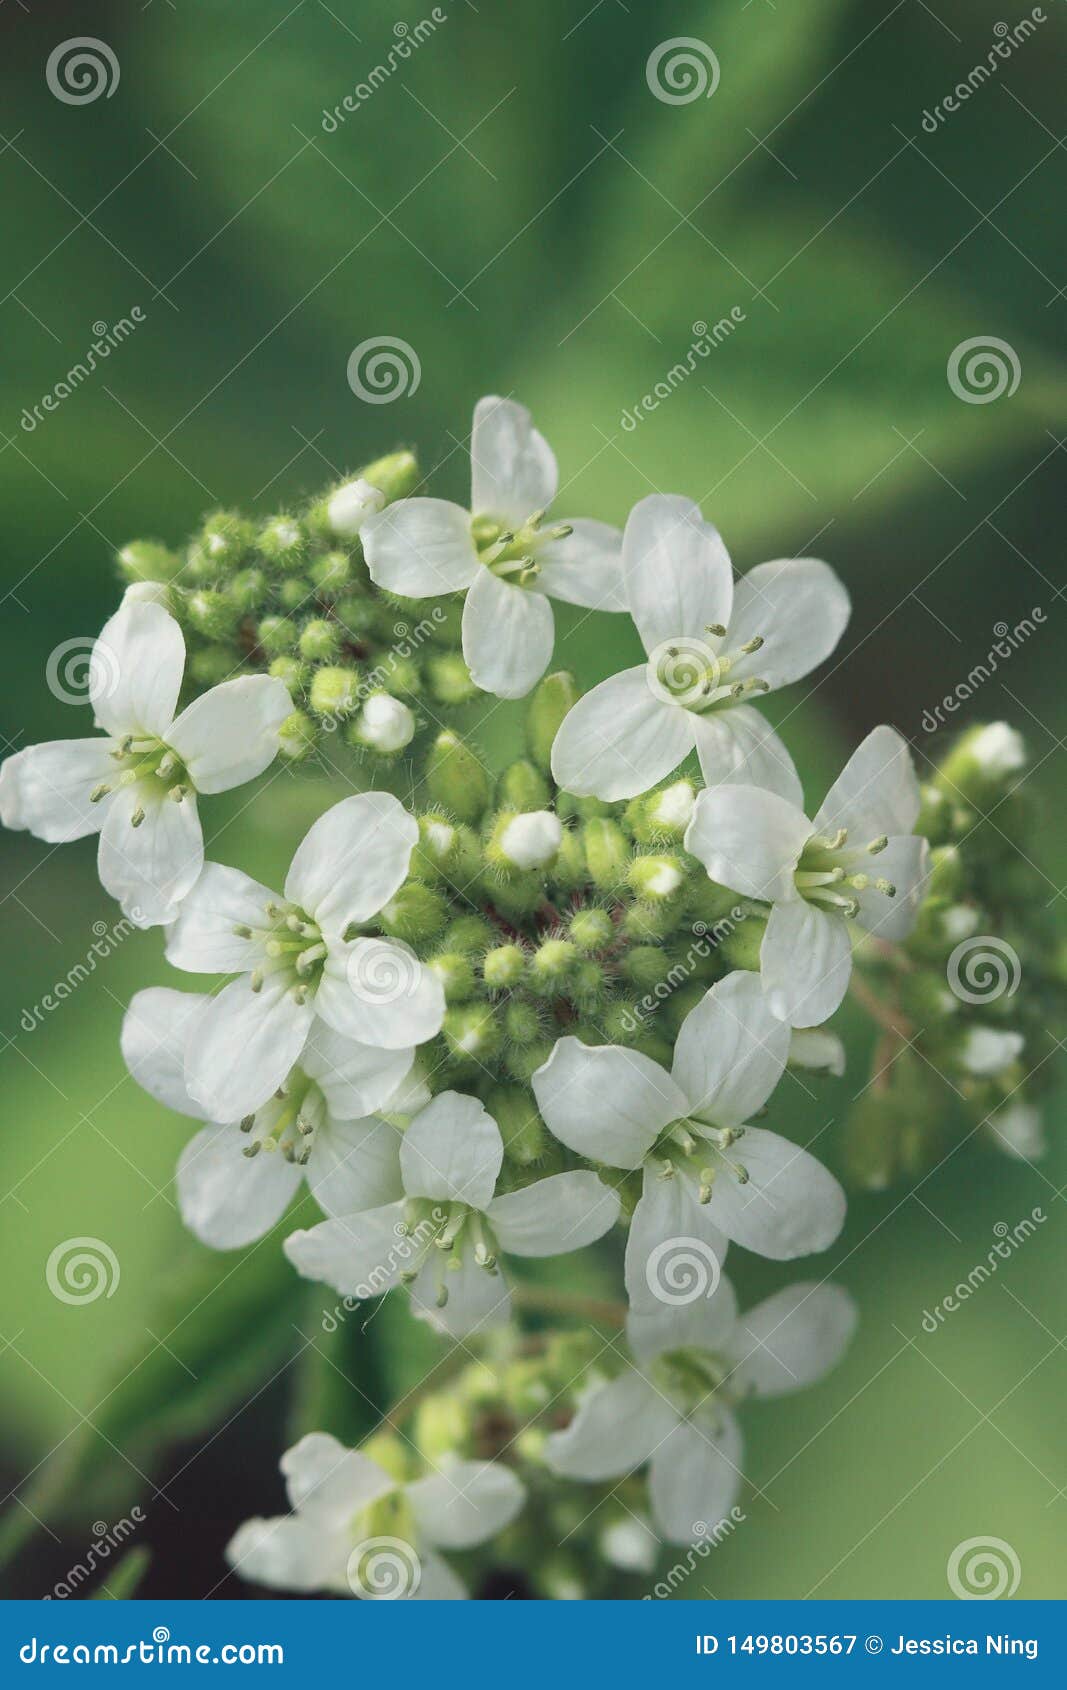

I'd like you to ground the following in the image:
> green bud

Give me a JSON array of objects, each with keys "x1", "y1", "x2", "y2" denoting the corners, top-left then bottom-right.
[
  {"x1": 309, "y1": 664, "x2": 359, "y2": 719},
  {"x1": 410, "y1": 813, "x2": 459, "y2": 883},
  {"x1": 621, "y1": 901, "x2": 679, "y2": 942},
  {"x1": 529, "y1": 938, "x2": 577, "y2": 996},
  {"x1": 624, "y1": 778, "x2": 697, "y2": 844},
  {"x1": 936, "y1": 722, "x2": 1027, "y2": 807},
  {"x1": 356, "y1": 449, "x2": 419, "y2": 505},
  {"x1": 187, "y1": 589, "x2": 240, "y2": 640},
  {"x1": 687, "y1": 876, "x2": 749, "y2": 930},
  {"x1": 488, "y1": 1085, "x2": 548, "y2": 1167},
  {"x1": 256, "y1": 614, "x2": 297, "y2": 657},
  {"x1": 187, "y1": 644, "x2": 235, "y2": 687},
  {"x1": 268, "y1": 654, "x2": 307, "y2": 693},
  {"x1": 484, "y1": 943, "x2": 526, "y2": 991},
  {"x1": 502, "y1": 1357, "x2": 553, "y2": 1417},
  {"x1": 526, "y1": 671, "x2": 580, "y2": 772},
  {"x1": 413, "y1": 1393, "x2": 469, "y2": 1464},
  {"x1": 278, "y1": 709, "x2": 317, "y2": 761},
  {"x1": 717, "y1": 914, "x2": 767, "y2": 972},
  {"x1": 623, "y1": 944, "x2": 673, "y2": 991},
  {"x1": 628, "y1": 853, "x2": 688, "y2": 905},
  {"x1": 299, "y1": 617, "x2": 341, "y2": 662},
  {"x1": 334, "y1": 595, "x2": 383, "y2": 644},
  {"x1": 230, "y1": 566, "x2": 270, "y2": 612},
  {"x1": 559, "y1": 792, "x2": 617, "y2": 821},
  {"x1": 570, "y1": 958, "x2": 607, "y2": 1005},
  {"x1": 425, "y1": 730, "x2": 491, "y2": 825},
  {"x1": 382, "y1": 655, "x2": 422, "y2": 698},
  {"x1": 378, "y1": 882, "x2": 447, "y2": 945},
  {"x1": 503, "y1": 998, "x2": 542, "y2": 1044},
  {"x1": 257, "y1": 513, "x2": 306, "y2": 566},
  {"x1": 552, "y1": 827, "x2": 587, "y2": 892},
  {"x1": 278, "y1": 576, "x2": 313, "y2": 613},
  {"x1": 504, "y1": 1035, "x2": 554, "y2": 1083},
  {"x1": 426, "y1": 652, "x2": 477, "y2": 707},
  {"x1": 486, "y1": 809, "x2": 563, "y2": 878},
  {"x1": 186, "y1": 511, "x2": 253, "y2": 580},
  {"x1": 569, "y1": 907, "x2": 615, "y2": 953},
  {"x1": 582, "y1": 818, "x2": 630, "y2": 894},
  {"x1": 308, "y1": 550, "x2": 352, "y2": 598},
  {"x1": 444, "y1": 915, "x2": 494, "y2": 956},
  {"x1": 117, "y1": 539, "x2": 181, "y2": 584},
  {"x1": 927, "y1": 844, "x2": 964, "y2": 901},
  {"x1": 443, "y1": 1003, "x2": 502, "y2": 1069},
  {"x1": 428, "y1": 951, "x2": 476, "y2": 1003},
  {"x1": 596, "y1": 1001, "x2": 647, "y2": 1045},
  {"x1": 631, "y1": 1033, "x2": 675, "y2": 1069},
  {"x1": 498, "y1": 758, "x2": 551, "y2": 813},
  {"x1": 660, "y1": 980, "x2": 706, "y2": 1038}
]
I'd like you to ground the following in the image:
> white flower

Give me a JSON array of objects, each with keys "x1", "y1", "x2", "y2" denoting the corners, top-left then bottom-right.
[
  {"x1": 122, "y1": 986, "x2": 426, "y2": 1249},
  {"x1": 958, "y1": 1025, "x2": 1024, "y2": 1077},
  {"x1": 685, "y1": 726, "x2": 930, "y2": 1027},
  {"x1": 361, "y1": 396, "x2": 624, "y2": 700},
  {"x1": 497, "y1": 809, "x2": 563, "y2": 869},
  {"x1": 545, "y1": 1276, "x2": 855, "y2": 1544},
  {"x1": 0, "y1": 601, "x2": 291, "y2": 927},
  {"x1": 327, "y1": 477, "x2": 386, "y2": 538},
  {"x1": 227, "y1": 1431, "x2": 524, "y2": 1598},
  {"x1": 164, "y1": 791, "x2": 445, "y2": 1121},
  {"x1": 532, "y1": 972, "x2": 846, "y2": 1313},
  {"x1": 284, "y1": 1089, "x2": 620, "y2": 1339},
  {"x1": 550, "y1": 494, "x2": 850, "y2": 803}
]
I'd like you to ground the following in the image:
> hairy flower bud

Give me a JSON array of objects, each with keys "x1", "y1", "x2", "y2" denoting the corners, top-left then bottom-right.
[
  {"x1": 488, "y1": 1084, "x2": 548, "y2": 1167},
  {"x1": 325, "y1": 477, "x2": 386, "y2": 539},
  {"x1": 298, "y1": 618, "x2": 341, "y2": 662},
  {"x1": 426, "y1": 652, "x2": 478, "y2": 707},
  {"x1": 348, "y1": 692, "x2": 416, "y2": 755},
  {"x1": 490, "y1": 810, "x2": 563, "y2": 873},
  {"x1": 569, "y1": 907, "x2": 615, "y2": 954},
  {"x1": 484, "y1": 943, "x2": 526, "y2": 991},
  {"x1": 582, "y1": 818, "x2": 630, "y2": 894},
  {"x1": 526, "y1": 671, "x2": 581, "y2": 772},
  {"x1": 378, "y1": 881, "x2": 447, "y2": 945},
  {"x1": 309, "y1": 664, "x2": 359, "y2": 719},
  {"x1": 628, "y1": 853, "x2": 687, "y2": 905},
  {"x1": 498, "y1": 758, "x2": 551, "y2": 813},
  {"x1": 425, "y1": 730, "x2": 491, "y2": 825}
]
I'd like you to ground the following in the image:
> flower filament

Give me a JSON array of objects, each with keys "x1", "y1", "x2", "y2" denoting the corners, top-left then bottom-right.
[
  {"x1": 794, "y1": 828, "x2": 895, "y2": 919},
  {"x1": 90, "y1": 735, "x2": 190, "y2": 823}
]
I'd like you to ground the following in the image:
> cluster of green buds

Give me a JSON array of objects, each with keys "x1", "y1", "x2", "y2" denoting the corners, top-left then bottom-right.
[
  {"x1": 845, "y1": 723, "x2": 1066, "y2": 1186},
  {"x1": 115, "y1": 452, "x2": 477, "y2": 766}
]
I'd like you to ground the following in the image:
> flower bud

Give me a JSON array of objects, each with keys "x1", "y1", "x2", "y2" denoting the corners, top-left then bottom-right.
[
  {"x1": 256, "y1": 614, "x2": 297, "y2": 657},
  {"x1": 569, "y1": 907, "x2": 614, "y2": 953},
  {"x1": 117, "y1": 539, "x2": 182, "y2": 584},
  {"x1": 186, "y1": 511, "x2": 253, "y2": 580},
  {"x1": 425, "y1": 730, "x2": 490, "y2": 824},
  {"x1": 382, "y1": 655, "x2": 422, "y2": 698},
  {"x1": 378, "y1": 882, "x2": 447, "y2": 945},
  {"x1": 484, "y1": 943, "x2": 526, "y2": 991},
  {"x1": 187, "y1": 588, "x2": 240, "y2": 640},
  {"x1": 489, "y1": 1085, "x2": 548, "y2": 1167},
  {"x1": 570, "y1": 958, "x2": 607, "y2": 1005},
  {"x1": 348, "y1": 692, "x2": 416, "y2": 755},
  {"x1": 426, "y1": 652, "x2": 477, "y2": 706},
  {"x1": 230, "y1": 566, "x2": 270, "y2": 612},
  {"x1": 497, "y1": 758, "x2": 551, "y2": 813},
  {"x1": 526, "y1": 671, "x2": 580, "y2": 772},
  {"x1": 490, "y1": 810, "x2": 563, "y2": 873},
  {"x1": 187, "y1": 645, "x2": 235, "y2": 686},
  {"x1": 621, "y1": 901, "x2": 678, "y2": 942},
  {"x1": 444, "y1": 915, "x2": 494, "y2": 955},
  {"x1": 582, "y1": 818, "x2": 630, "y2": 894},
  {"x1": 278, "y1": 709, "x2": 317, "y2": 761},
  {"x1": 278, "y1": 577, "x2": 313, "y2": 612},
  {"x1": 442, "y1": 1003, "x2": 502, "y2": 1069},
  {"x1": 410, "y1": 812, "x2": 458, "y2": 882},
  {"x1": 622, "y1": 945, "x2": 673, "y2": 992},
  {"x1": 268, "y1": 655, "x2": 307, "y2": 693},
  {"x1": 309, "y1": 665, "x2": 359, "y2": 719},
  {"x1": 717, "y1": 913, "x2": 766, "y2": 972},
  {"x1": 552, "y1": 827, "x2": 587, "y2": 892},
  {"x1": 326, "y1": 477, "x2": 387, "y2": 539},
  {"x1": 529, "y1": 937, "x2": 577, "y2": 996},
  {"x1": 624, "y1": 778, "x2": 697, "y2": 844},
  {"x1": 504, "y1": 1035, "x2": 554, "y2": 1083},
  {"x1": 257, "y1": 513, "x2": 306, "y2": 567},
  {"x1": 628, "y1": 852, "x2": 687, "y2": 904},
  {"x1": 355, "y1": 449, "x2": 418, "y2": 505},
  {"x1": 937, "y1": 722, "x2": 1027, "y2": 806},
  {"x1": 299, "y1": 617, "x2": 341, "y2": 662},
  {"x1": 503, "y1": 998, "x2": 542, "y2": 1044},
  {"x1": 428, "y1": 951, "x2": 476, "y2": 1003},
  {"x1": 660, "y1": 981, "x2": 706, "y2": 1038}
]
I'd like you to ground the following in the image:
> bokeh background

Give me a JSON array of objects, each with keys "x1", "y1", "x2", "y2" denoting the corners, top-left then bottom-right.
[{"x1": 1, "y1": 0, "x2": 1065, "y2": 1599}]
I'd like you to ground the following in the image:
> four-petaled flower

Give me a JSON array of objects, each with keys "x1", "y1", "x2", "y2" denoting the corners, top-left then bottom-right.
[
  {"x1": 284, "y1": 1089, "x2": 620, "y2": 1338},
  {"x1": 550, "y1": 494, "x2": 849, "y2": 804},
  {"x1": 0, "y1": 601, "x2": 291, "y2": 926},
  {"x1": 165, "y1": 791, "x2": 445, "y2": 1121},
  {"x1": 545, "y1": 1275, "x2": 855, "y2": 1543},
  {"x1": 227, "y1": 1431, "x2": 524, "y2": 1599},
  {"x1": 685, "y1": 726, "x2": 930, "y2": 1027},
  {"x1": 362, "y1": 396, "x2": 625, "y2": 699}
]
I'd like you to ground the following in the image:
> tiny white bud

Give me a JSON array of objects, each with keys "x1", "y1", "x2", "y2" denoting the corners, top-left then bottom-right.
[
  {"x1": 959, "y1": 1026, "x2": 1024, "y2": 1077},
  {"x1": 941, "y1": 904, "x2": 980, "y2": 942},
  {"x1": 970, "y1": 722, "x2": 1026, "y2": 777},
  {"x1": 989, "y1": 1101, "x2": 1044, "y2": 1160},
  {"x1": 356, "y1": 692, "x2": 415, "y2": 754},
  {"x1": 650, "y1": 779, "x2": 696, "y2": 831},
  {"x1": 327, "y1": 477, "x2": 386, "y2": 538},
  {"x1": 498, "y1": 810, "x2": 563, "y2": 869}
]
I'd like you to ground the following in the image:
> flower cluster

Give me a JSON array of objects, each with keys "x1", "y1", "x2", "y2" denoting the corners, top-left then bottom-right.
[{"x1": 4, "y1": 396, "x2": 1056, "y2": 1598}]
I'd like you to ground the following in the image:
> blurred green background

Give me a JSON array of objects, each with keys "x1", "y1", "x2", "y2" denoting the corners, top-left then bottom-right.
[{"x1": 1, "y1": 0, "x2": 1065, "y2": 1599}]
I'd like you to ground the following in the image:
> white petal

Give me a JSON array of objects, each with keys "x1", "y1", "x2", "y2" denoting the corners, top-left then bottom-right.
[
  {"x1": 725, "y1": 558, "x2": 850, "y2": 691},
  {"x1": 411, "y1": 1550, "x2": 468, "y2": 1600},
  {"x1": 849, "y1": 835, "x2": 930, "y2": 942},
  {"x1": 90, "y1": 601, "x2": 185, "y2": 738},
  {"x1": 301, "y1": 1019, "x2": 414, "y2": 1118},
  {"x1": 727, "y1": 1283, "x2": 857, "y2": 1398},
  {"x1": 0, "y1": 740, "x2": 112, "y2": 843},
  {"x1": 789, "y1": 1027, "x2": 846, "y2": 1077},
  {"x1": 470, "y1": 395, "x2": 558, "y2": 523},
  {"x1": 624, "y1": 1166, "x2": 729, "y2": 1317},
  {"x1": 97, "y1": 783, "x2": 203, "y2": 927},
  {"x1": 814, "y1": 725, "x2": 920, "y2": 840},
  {"x1": 550, "y1": 668, "x2": 694, "y2": 801},
  {"x1": 226, "y1": 1516, "x2": 342, "y2": 1594},
  {"x1": 989, "y1": 1101, "x2": 1044, "y2": 1160},
  {"x1": 626, "y1": 1274, "x2": 740, "y2": 1369},
  {"x1": 282, "y1": 1432, "x2": 393, "y2": 1527},
  {"x1": 409, "y1": 1247, "x2": 512, "y2": 1340},
  {"x1": 306, "y1": 1115, "x2": 404, "y2": 1218},
  {"x1": 184, "y1": 976, "x2": 313, "y2": 1119},
  {"x1": 532, "y1": 1038, "x2": 687, "y2": 1170},
  {"x1": 546, "y1": 1372, "x2": 675, "y2": 1482},
  {"x1": 121, "y1": 986, "x2": 207, "y2": 1117},
  {"x1": 284, "y1": 1201, "x2": 407, "y2": 1298},
  {"x1": 672, "y1": 972, "x2": 790, "y2": 1128},
  {"x1": 959, "y1": 1026, "x2": 1024, "y2": 1076},
  {"x1": 400, "y1": 1091, "x2": 503, "y2": 1209},
  {"x1": 760, "y1": 899, "x2": 852, "y2": 1026},
  {"x1": 623, "y1": 494, "x2": 733, "y2": 653},
  {"x1": 177, "y1": 1119, "x2": 302, "y2": 1249},
  {"x1": 648, "y1": 1412, "x2": 743, "y2": 1545},
  {"x1": 408, "y1": 1458, "x2": 525, "y2": 1550},
  {"x1": 326, "y1": 477, "x2": 385, "y2": 538},
  {"x1": 362, "y1": 498, "x2": 478, "y2": 596},
  {"x1": 487, "y1": 1171, "x2": 619, "y2": 1257},
  {"x1": 165, "y1": 862, "x2": 276, "y2": 973},
  {"x1": 284, "y1": 792, "x2": 418, "y2": 931},
  {"x1": 166, "y1": 676, "x2": 291, "y2": 795},
  {"x1": 706, "y1": 1125, "x2": 846, "y2": 1259},
  {"x1": 461, "y1": 568, "x2": 554, "y2": 700},
  {"x1": 317, "y1": 943, "x2": 445, "y2": 1049},
  {"x1": 535, "y1": 519, "x2": 625, "y2": 611},
  {"x1": 685, "y1": 785, "x2": 811, "y2": 903},
  {"x1": 691, "y1": 706, "x2": 803, "y2": 806}
]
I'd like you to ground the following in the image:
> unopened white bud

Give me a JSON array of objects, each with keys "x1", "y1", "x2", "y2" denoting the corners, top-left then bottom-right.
[
  {"x1": 498, "y1": 810, "x2": 563, "y2": 869},
  {"x1": 355, "y1": 692, "x2": 415, "y2": 754},
  {"x1": 989, "y1": 1101, "x2": 1044, "y2": 1160},
  {"x1": 327, "y1": 478, "x2": 386, "y2": 538},
  {"x1": 970, "y1": 722, "x2": 1026, "y2": 777},
  {"x1": 121, "y1": 580, "x2": 169, "y2": 608},
  {"x1": 650, "y1": 779, "x2": 696, "y2": 831},
  {"x1": 959, "y1": 1025, "x2": 1024, "y2": 1077}
]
